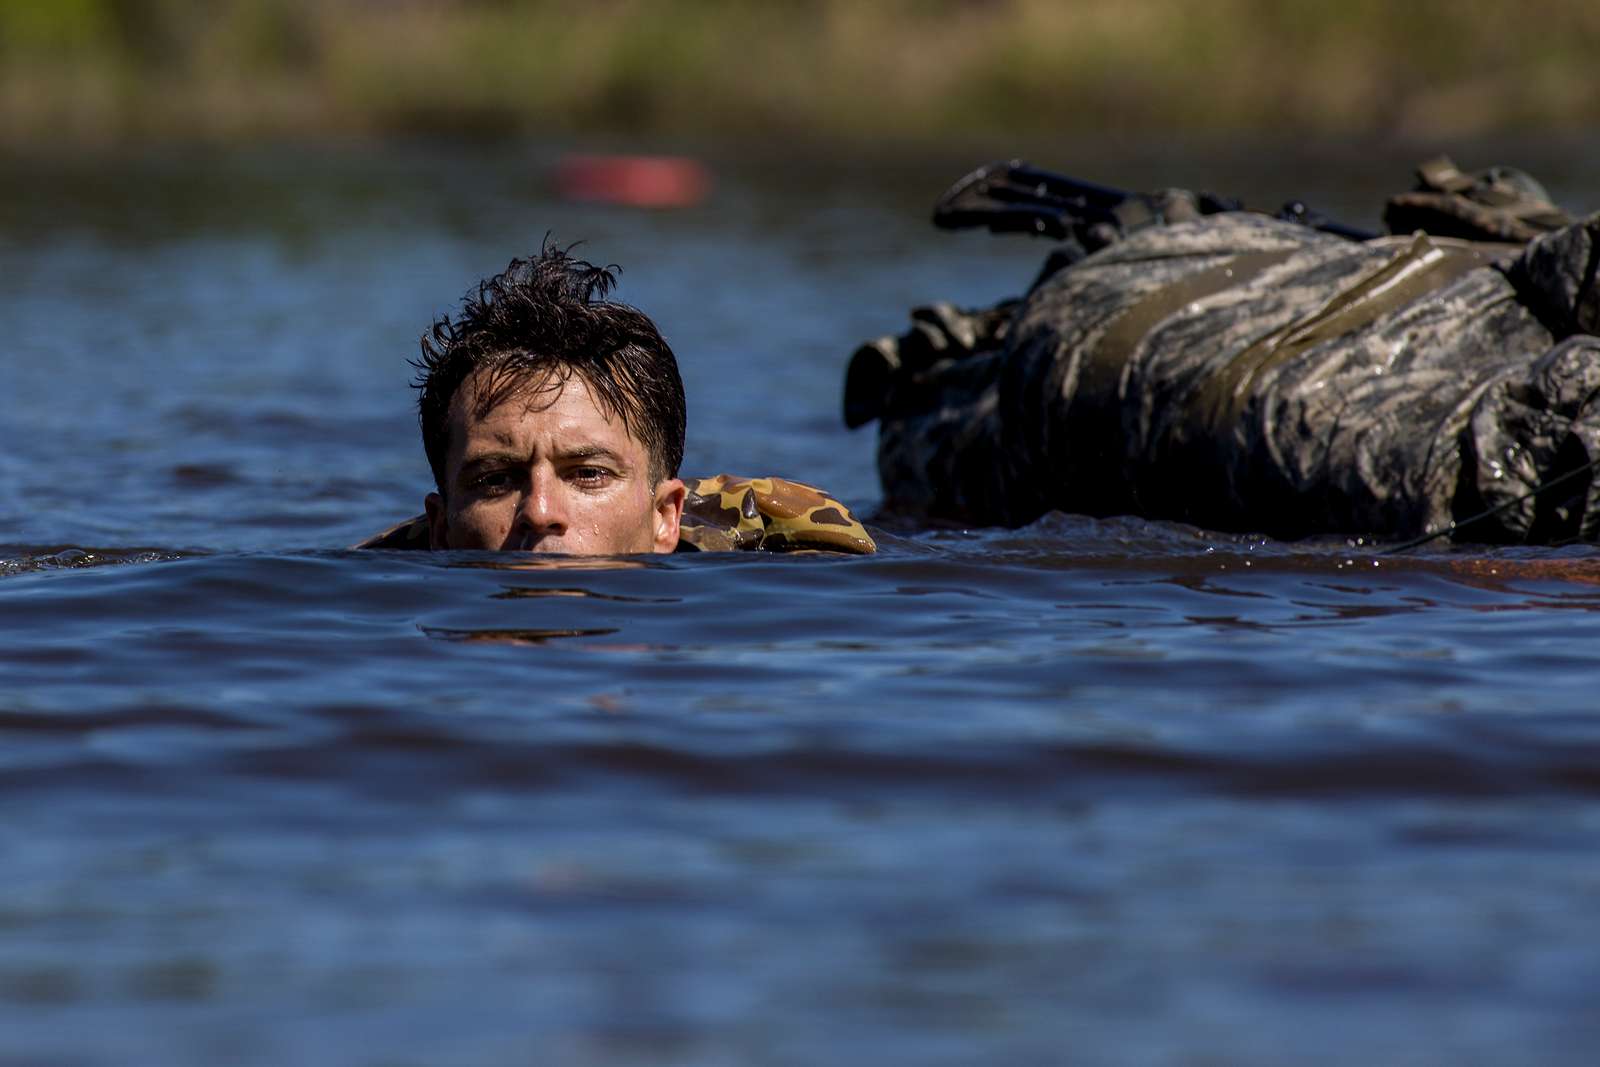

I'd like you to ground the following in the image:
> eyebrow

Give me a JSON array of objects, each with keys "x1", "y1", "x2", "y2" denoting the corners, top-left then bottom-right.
[
  {"x1": 455, "y1": 445, "x2": 628, "y2": 480},
  {"x1": 454, "y1": 450, "x2": 522, "y2": 483},
  {"x1": 559, "y1": 445, "x2": 626, "y2": 465},
  {"x1": 458, "y1": 449, "x2": 523, "y2": 469}
]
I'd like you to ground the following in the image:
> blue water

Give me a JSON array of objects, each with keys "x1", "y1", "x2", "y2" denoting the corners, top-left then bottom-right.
[{"x1": 5, "y1": 142, "x2": 1600, "y2": 1065}]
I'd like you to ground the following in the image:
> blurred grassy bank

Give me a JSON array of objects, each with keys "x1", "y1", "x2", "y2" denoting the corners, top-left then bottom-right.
[{"x1": 2, "y1": 0, "x2": 1596, "y2": 150}]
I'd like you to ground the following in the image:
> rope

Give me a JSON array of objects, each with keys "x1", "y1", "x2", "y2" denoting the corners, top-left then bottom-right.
[{"x1": 1382, "y1": 454, "x2": 1600, "y2": 554}]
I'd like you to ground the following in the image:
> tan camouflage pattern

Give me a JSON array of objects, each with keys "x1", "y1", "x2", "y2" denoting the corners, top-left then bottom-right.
[
  {"x1": 857, "y1": 204, "x2": 1600, "y2": 544},
  {"x1": 677, "y1": 474, "x2": 876, "y2": 553},
  {"x1": 353, "y1": 474, "x2": 875, "y2": 554}
]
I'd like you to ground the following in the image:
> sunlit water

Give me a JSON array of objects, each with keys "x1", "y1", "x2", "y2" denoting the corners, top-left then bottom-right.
[{"x1": 5, "y1": 141, "x2": 1600, "y2": 1065}]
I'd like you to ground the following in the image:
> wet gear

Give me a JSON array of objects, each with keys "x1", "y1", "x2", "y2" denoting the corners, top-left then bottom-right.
[{"x1": 849, "y1": 160, "x2": 1599, "y2": 545}]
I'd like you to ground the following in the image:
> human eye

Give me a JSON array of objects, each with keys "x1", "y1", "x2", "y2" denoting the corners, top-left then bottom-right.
[
  {"x1": 469, "y1": 469, "x2": 515, "y2": 496},
  {"x1": 569, "y1": 464, "x2": 614, "y2": 488}
]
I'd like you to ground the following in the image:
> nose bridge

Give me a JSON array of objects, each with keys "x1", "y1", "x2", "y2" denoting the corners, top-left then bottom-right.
[{"x1": 520, "y1": 461, "x2": 566, "y2": 529}]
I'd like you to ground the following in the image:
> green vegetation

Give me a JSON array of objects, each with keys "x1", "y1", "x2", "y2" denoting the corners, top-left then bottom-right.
[{"x1": 1, "y1": 0, "x2": 1595, "y2": 148}]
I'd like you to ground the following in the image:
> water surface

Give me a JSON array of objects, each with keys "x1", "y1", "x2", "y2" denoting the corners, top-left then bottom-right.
[{"x1": 5, "y1": 142, "x2": 1600, "y2": 1065}]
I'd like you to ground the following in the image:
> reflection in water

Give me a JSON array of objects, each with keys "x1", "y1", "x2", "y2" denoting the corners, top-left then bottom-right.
[
  {"x1": 0, "y1": 547, "x2": 184, "y2": 578},
  {"x1": 419, "y1": 625, "x2": 621, "y2": 645},
  {"x1": 1443, "y1": 555, "x2": 1600, "y2": 596},
  {"x1": 491, "y1": 585, "x2": 679, "y2": 603},
  {"x1": 442, "y1": 554, "x2": 657, "y2": 572}
]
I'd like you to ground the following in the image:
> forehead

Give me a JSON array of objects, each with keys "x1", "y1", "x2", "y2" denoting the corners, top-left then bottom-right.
[{"x1": 446, "y1": 367, "x2": 641, "y2": 453}]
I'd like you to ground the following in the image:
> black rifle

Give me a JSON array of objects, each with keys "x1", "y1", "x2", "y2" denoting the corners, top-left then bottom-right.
[{"x1": 932, "y1": 159, "x2": 1377, "y2": 244}]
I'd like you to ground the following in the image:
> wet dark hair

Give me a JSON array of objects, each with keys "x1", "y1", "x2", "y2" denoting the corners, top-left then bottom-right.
[{"x1": 412, "y1": 244, "x2": 686, "y2": 494}]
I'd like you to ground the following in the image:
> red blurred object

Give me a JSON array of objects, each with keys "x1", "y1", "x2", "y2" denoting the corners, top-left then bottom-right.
[{"x1": 554, "y1": 154, "x2": 712, "y2": 208}]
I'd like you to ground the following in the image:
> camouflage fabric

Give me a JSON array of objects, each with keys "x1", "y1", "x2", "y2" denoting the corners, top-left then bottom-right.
[
  {"x1": 354, "y1": 474, "x2": 876, "y2": 554},
  {"x1": 851, "y1": 197, "x2": 1600, "y2": 544},
  {"x1": 676, "y1": 474, "x2": 875, "y2": 553}
]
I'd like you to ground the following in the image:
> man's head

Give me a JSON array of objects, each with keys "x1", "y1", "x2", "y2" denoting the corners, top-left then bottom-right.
[{"x1": 413, "y1": 246, "x2": 687, "y2": 554}]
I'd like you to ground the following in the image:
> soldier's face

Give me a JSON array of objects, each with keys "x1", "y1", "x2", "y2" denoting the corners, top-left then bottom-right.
[{"x1": 425, "y1": 370, "x2": 684, "y2": 555}]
